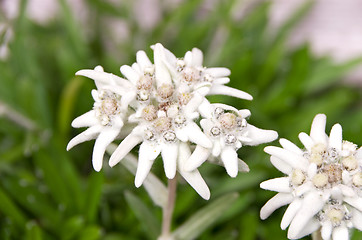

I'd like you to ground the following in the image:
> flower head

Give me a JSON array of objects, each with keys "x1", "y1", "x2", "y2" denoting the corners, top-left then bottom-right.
[{"x1": 260, "y1": 114, "x2": 362, "y2": 240}]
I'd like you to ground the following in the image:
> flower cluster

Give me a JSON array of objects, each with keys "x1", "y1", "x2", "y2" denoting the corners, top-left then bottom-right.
[
  {"x1": 260, "y1": 114, "x2": 362, "y2": 240},
  {"x1": 68, "y1": 43, "x2": 277, "y2": 199}
]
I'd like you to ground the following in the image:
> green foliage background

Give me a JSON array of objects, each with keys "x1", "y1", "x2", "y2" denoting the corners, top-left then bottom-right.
[{"x1": 0, "y1": 0, "x2": 361, "y2": 239}]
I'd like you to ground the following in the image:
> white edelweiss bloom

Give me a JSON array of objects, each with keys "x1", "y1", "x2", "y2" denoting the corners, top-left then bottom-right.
[
  {"x1": 67, "y1": 66, "x2": 131, "y2": 171},
  {"x1": 185, "y1": 103, "x2": 278, "y2": 178},
  {"x1": 260, "y1": 113, "x2": 362, "y2": 240}
]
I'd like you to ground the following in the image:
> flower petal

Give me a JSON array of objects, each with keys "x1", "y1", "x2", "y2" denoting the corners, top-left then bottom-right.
[
  {"x1": 76, "y1": 68, "x2": 131, "y2": 88},
  {"x1": 281, "y1": 199, "x2": 302, "y2": 230},
  {"x1": 213, "y1": 77, "x2": 230, "y2": 85},
  {"x1": 329, "y1": 123, "x2": 342, "y2": 151},
  {"x1": 185, "y1": 122, "x2": 212, "y2": 148},
  {"x1": 321, "y1": 221, "x2": 332, "y2": 240},
  {"x1": 260, "y1": 193, "x2": 293, "y2": 220},
  {"x1": 264, "y1": 146, "x2": 309, "y2": 171},
  {"x1": 178, "y1": 143, "x2": 210, "y2": 200},
  {"x1": 154, "y1": 43, "x2": 172, "y2": 86},
  {"x1": 352, "y1": 208, "x2": 362, "y2": 231},
  {"x1": 109, "y1": 131, "x2": 143, "y2": 167},
  {"x1": 279, "y1": 138, "x2": 303, "y2": 155},
  {"x1": 207, "y1": 85, "x2": 253, "y2": 100},
  {"x1": 120, "y1": 65, "x2": 139, "y2": 85},
  {"x1": 288, "y1": 192, "x2": 325, "y2": 239},
  {"x1": 238, "y1": 159, "x2": 250, "y2": 172},
  {"x1": 344, "y1": 197, "x2": 362, "y2": 212},
  {"x1": 221, "y1": 146, "x2": 238, "y2": 177},
  {"x1": 161, "y1": 143, "x2": 178, "y2": 179},
  {"x1": 205, "y1": 67, "x2": 231, "y2": 77},
  {"x1": 184, "y1": 145, "x2": 210, "y2": 171},
  {"x1": 260, "y1": 177, "x2": 291, "y2": 193},
  {"x1": 92, "y1": 128, "x2": 120, "y2": 171},
  {"x1": 67, "y1": 125, "x2": 102, "y2": 150},
  {"x1": 136, "y1": 50, "x2": 152, "y2": 70},
  {"x1": 310, "y1": 114, "x2": 327, "y2": 145},
  {"x1": 332, "y1": 226, "x2": 349, "y2": 240},
  {"x1": 184, "y1": 51, "x2": 193, "y2": 66},
  {"x1": 135, "y1": 141, "x2": 161, "y2": 187},
  {"x1": 289, "y1": 218, "x2": 320, "y2": 239},
  {"x1": 71, "y1": 110, "x2": 98, "y2": 128},
  {"x1": 244, "y1": 124, "x2": 278, "y2": 146},
  {"x1": 191, "y1": 48, "x2": 203, "y2": 66},
  {"x1": 270, "y1": 156, "x2": 293, "y2": 174},
  {"x1": 298, "y1": 132, "x2": 314, "y2": 151}
]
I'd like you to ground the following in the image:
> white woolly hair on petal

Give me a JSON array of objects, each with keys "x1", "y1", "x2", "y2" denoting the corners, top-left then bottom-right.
[
  {"x1": 67, "y1": 125, "x2": 102, "y2": 151},
  {"x1": 238, "y1": 109, "x2": 251, "y2": 118},
  {"x1": 287, "y1": 192, "x2": 325, "y2": 239},
  {"x1": 120, "y1": 65, "x2": 139, "y2": 85},
  {"x1": 221, "y1": 147, "x2": 239, "y2": 178},
  {"x1": 289, "y1": 218, "x2": 320, "y2": 239},
  {"x1": 260, "y1": 177, "x2": 291, "y2": 193},
  {"x1": 134, "y1": 142, "x2": 160, "y2": 188},
  {"x1": 205, "y1": 67, "x2": 231, "y2": 77},
  {"x1": 310, "y1": 113, "x2": 327, "y2": 145},
  {"x1": 131, "y1": 63, "x2": 142, "y2": 75},
  {"x1": 186, "y1": 122, "x2": 213, "y2": 149},
  {"x1": 71, "y1": 110, "x2": 98, "y2": 128},
  {"x1": 238, "y1": 159, "x2": 249, "y2": 172},
  {"x1": 332, "y1": 226, "x2": 349, "y2": 240},
  {"x1": 279, "y1": 138, "x2": 303, "y2": 155},
  {"x1": 355, "y1": 147, "x2": 362, "y2": 159},
  {"x1": 184, "y1": 92, "x2": 204, "y2": 115},
  {"x1": 76, "y1": 68, "x2": 130, "y2": 89},
  {"x1": 136, "y1": 50, "x2": 152, "y2": 70},
  {"x1": 270, "y1": 156, "x2": 293, "y2": 174},
  {"x1": 154, "y1": 43, "x2": 172, "y2": 87},
  {"x1": 161, "y1": 143, "x2": 178, "y2": 179},
  {"x1": 109, "y1": 131, "x2": 143, "y2": 167},
  {"x1": 92, "y1": 128, "x2": 120, "y2": 172},
  {"x1": 207, "y1": 85, "x2": 253, "y2": 100},
  {"x1": 298, "y1": 132, "x2": 314, "y2": 151},
  {"x1": 352, "y1": 208, "x2": 362, "y2": 231},
  {"x1": 183, "y1": 50, "x2": 193, "y2": 66},
  {"x1": 260, "y1": 193, "x2": 294, "y2": 220},
  {"x1": 280, "y1": 199, "x2": 302, "y2": 230},
  {"x1": 213, "y1": 77, "x2": 230, "y2": 85},
  {"x1": 321, "y1": 221, "x2": 332, "y2": 240},
  {"x1": 191, "y1": 48, "x2": 203, "y2": 66},
  {"x1": 184, "y1": 145, "x2": 210, "y2": 172},
  {"x1": 244, "y1": 125, "x2": 278, "y2": 146},
  {"x1": 344, "y1": 197, "x2": 362, "y2": 212},
  {"x1": 212, "y1": 141, "x2": 222, "y2": 157},
  {"x1": 198, "y1": 98, "x2": 213, "y2": 119},
  {"x1": 264, "y1": 146, "x2": 308, "y2": 171},
  {"x1": 178, "y1": 143, "x2": 210, "y2": 200},
  {"x1": 328, "y1": 123, "x2": 342, "y2": 151},
  {"x1": 91, "y1": 89, "x2": 99, "y2": 101}
]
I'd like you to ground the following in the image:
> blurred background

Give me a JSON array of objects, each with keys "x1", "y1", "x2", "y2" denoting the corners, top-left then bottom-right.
[{"x1": 0, "y1": 0, "x2": 361, "y2": 239}]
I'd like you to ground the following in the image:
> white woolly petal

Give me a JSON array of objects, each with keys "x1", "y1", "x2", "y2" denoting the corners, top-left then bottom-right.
[
  {"x1": 281, "y1": 199, "x2": 302, "y2": 230},
  {"x1": 264, "y1": 146, "x2": 309, "y2": 171},
  {"x1": 92, "y1": 128, "x2": 120, "y2": 171},
  {"x1": 184, "y1": 93, "x2": 204, "y2": 115},
  {"x1": 121, "y1": 91, "x2": 137, "y2": 108},
  {"x1": 289, "y1": 218, "x2": 320, "y2": 239},
  {"x1": 260, "y1": 193, "x2": 293, "y2": 220},
  {"x1": 178, "y1": 143, "x2": 210, "y2": 200},
  {"x1": 67, "y1": 125, "x2": 102, "y2": 150},
  {"x1": 205, "y1": 67, "x2": 231, "y2": 77},
  {"x1": 352, "y1": 208, "x2": 362, "y2": 231},
  {"x1": 191, "y1": 48, "x2": 203, "y2": 66},
  {"x1": 184, "y1": 145, "x2": 210, "y2": 171},
  {"x1": 185, "y1": 122, "x2": 212, "y2": 148},
  {"x1": 344, "y1": 197, "x2": 362, "y2": 212},
  {"x1": 307, "y1": 163, "x2": 318, "y2": 178},
  {"x1": 184, "y1": 51, "x2": 193, "y2": 66},
  {"x1": 279, "y1": 138, "x2": 303, "y2": 155},
  {"x1": 213, "y1": 77, "x2": 230, "y2": 85},
  {"x1": 329, "y1": 124, "x2": 342, "y2": 151},
  {"x1": 270, "y1": 156, "x2": 293, "y2": 174},
  {"x1": 221, "y1": 146, "x2": 238, "y2": 177},
  {"x1": 136, "y1": 50, "x2": 152, "y2": 70},
  {"x1": 198, "y1": 98, "x2": 213, "y2": 118},
  {"x1": 91, "y1": 89, "x2": 99, "y2": 101},
  {"x1": 212, "y1": 140, "x2": 222, "y2": 157},
  {"x1": 109, "y1": 131, "x2": 143, "y2": 167},
  {"x1": 338, "y1": 185, "x2": 356, "y2": 198},
  {"x1": 154, "y1": 43, "x2": 172, "y2": 86},
  {"x1": 238, "y1": 109, "x2": 251, "y2": 118},
  {"x1": 356, "y1": 147, "x2": 362, "y2": 159},
  {"x1": 332, "y1": 226, "x2": 349, "y2": 240},
  {"x1": 288, "y1": 192, "x2": 325, "y2": 239},
  {"x1": 207, "y1": 85, "x2": 253, "y2": 100},
  {"x1": 71, "y1": 110, "x2": 98, "y2": 128},
  {"x1": 131, "y1": 63, "x2": 142, "y2": 75},
  {"x1": 310, "y1": 114, "x2": 327, "y2": 145},
  {"x1": 211, "y1": 103, "x2": 239, "y2": 112},
  {"x1": 120, "y1": 65, "x2": 140, "y2": 85},
  {"x1": 238, "y1": 159, "x2": 249, "y2": 172},
  {"x1": 298, "y1": 132, "x2": 314, "y2": 151},
  {"x1": 321, "y1": 221, "x2": 332, "y2": 240},
  {"x1": 135, "y1": 142, "x2": 160, "y2": 187},
  {"x1": 76, "y1": 68, "x2": 131, "y2": 88},
  {"x1": 175, "y1": 128, "x2": 188, "y2": 142},
  {"x1": 244, "y1": 124, "x2": 278, "y2": 146},
  {"x1": 161, "y1": 143, "x2": 178, "y2": 179},
  {"x1": 294, "y1": 181, "x2": 314, "y2": 197},
  {"x1": 260, "y1": 177, "x2": 291, "y2": 193}
]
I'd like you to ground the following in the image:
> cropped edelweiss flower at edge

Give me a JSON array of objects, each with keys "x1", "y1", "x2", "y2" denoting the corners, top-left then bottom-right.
[
  {"x1": 260, "y1": 114, "x2": 362, "y2": 240},
  {"x1": 67, "y1": 66, "x2": 130, "y2": 171},
  {"x1": 184, "y1": 103, "x2": 278, "y2": 177}
]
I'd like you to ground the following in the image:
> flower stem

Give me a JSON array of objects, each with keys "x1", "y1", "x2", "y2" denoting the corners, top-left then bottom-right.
[
  {"x1": 312, "y1": 228, "x2": 322, "y2": 240},
  {"x1": 159, "y1": 176, "x2": 177, "y2": 240}
]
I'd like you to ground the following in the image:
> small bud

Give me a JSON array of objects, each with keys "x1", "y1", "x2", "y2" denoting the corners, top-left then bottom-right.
[
  {"x1": 312, "y1": 173, "x2": 328, "y2": 188},
  {"x1": 157, "y1": 84, "x2": 174, "y2": 100},
  {"x1": 142, "y1": 105, "x2": 157, "y2": 121},
  {"x1": 352, "y1": 173, "x2": 362, "y2": 187},
  {"x1": 342, "y1": 155, "x2": 358, "y2": 171},
  {"x1": 291, "y1": 169, "x2": 305, "y2": 186}
]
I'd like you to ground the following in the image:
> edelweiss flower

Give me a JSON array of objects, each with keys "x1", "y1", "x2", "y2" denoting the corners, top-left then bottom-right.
[
  {"x1": 260, "y1": 114, "x2": 362, "y2": 240},
  {"x1": 185, "y1": 103, "x2": 278, "y2": 177}
]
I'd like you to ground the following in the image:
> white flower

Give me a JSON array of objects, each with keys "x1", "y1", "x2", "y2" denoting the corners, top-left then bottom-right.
[
  {"x1": 185, "y1": 103, "x2": 278, "y2": 177},
  {"x1": 260, "y1": 114, "x2": 362, "y2": 240}
]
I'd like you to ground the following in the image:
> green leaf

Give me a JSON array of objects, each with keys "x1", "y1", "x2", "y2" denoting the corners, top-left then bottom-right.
[
  {"x1": 61, "y1": 216, "x2": 85, "y2": 240},
  {"x1": 239, "y1": 211, "x2": 259, "y2": 240},
  {"x1": 124, "y1": 191, "x2": 160, "y2": 240},
  {"x1": 171, "y1": 192, "x2": 239, "y2": 240},
  {"x1": 25, "y1": 221, "x2": 43, "y2": 240},
  {"x1": 78, "y1": 226, "x2": 102, "y2": 240},
  {"x1": 0, "y1": 186, "x2": 27, "y2": 227},
  {"x1": 84, "y1": 172, "x2": 104, "y2": 223}
]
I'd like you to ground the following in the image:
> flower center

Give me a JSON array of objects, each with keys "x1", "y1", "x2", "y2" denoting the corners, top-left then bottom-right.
[
  {"x1": 142, "y1": 105, "x2": 157, "y2": 121},
  {"x1": 157, "y1": 84, "x2": 174, "y2": 100},
  {"x1": 153, "y1": 117, "x2": 172, "y2": 133},
  {"x1": 219, "y1": 113, "x2": 237, "y2": 129},
  {"x1": 94, "y1": 91, "x2": 121, "y2": 126}
]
